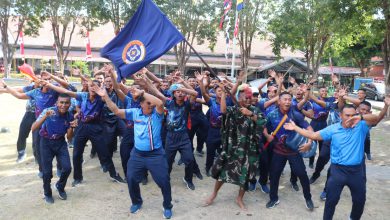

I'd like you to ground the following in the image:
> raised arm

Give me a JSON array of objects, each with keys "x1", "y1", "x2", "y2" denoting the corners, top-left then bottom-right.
[
  {"x1": 220, "y1": 88, "x2": 227, "y2": 114},
  {"x1": 258, "y1": 77, "x2": 273, "y2": 93},
  {"x1": 143, "y1": 67, "x2": 162, "y2": 84},
  {"x1": 284, "y1": 121, "x2": 323, "y2": 141},
  {"x1": 0, "y1": 79, "x2": 29, "y2": 99},
  {"x1": 43, "y1": 71, "x2": 69, "y2": 88},
  {"x1": 44, "y1": 81, "x2": 77, "y2": 98},
  {"x1": 196, "y1": 72, "x2": 210, "y2": 104},
  {"x1": 341, "y1": 95, "x2": 361, "y2": 106},
  {"x1": 309, "y1": 92, "x2": 327, "y2": 108},
  {"x1": 109, "y1": 70, "x2": 127, "y2": 102},
  {"x1": 31, "y1": 109, "x2": 55, "y2": 132},
  {"x1": 376, "y1": 96, "x2": 390, "y2": 124}
]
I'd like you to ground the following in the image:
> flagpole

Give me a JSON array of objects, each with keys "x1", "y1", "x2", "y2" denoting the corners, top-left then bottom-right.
[
  {"x1": 231, "y1": 9, "x2": 238, "y2": 78},
  {"x1": 183, "y1": 38, "x2": 218, "y2": 78}
]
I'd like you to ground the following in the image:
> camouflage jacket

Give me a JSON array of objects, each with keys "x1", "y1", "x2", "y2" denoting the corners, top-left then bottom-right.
[{"x1": 211, "y1": 106, "x2": 266, "y2": 189}]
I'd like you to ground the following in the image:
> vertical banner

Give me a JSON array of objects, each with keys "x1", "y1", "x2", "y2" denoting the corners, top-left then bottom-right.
[
  {"x1": 85, "y1": 31, "x2": 92, "y2": 60},
  {"x1": 18, "y1": 31, "x2": 25, "y2": 60}
]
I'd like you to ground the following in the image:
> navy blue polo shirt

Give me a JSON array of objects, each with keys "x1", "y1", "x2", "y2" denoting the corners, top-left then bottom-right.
[
  {"x1": 25, "y1": 88, "x2": 59, "y2": 117},
  {"x1": 257, "y1": 98, "x2": 277, "y2": 116},
  {"x1": 22, "y1": 84, "x2": 36, "y2": 113},
  {"x1": 320, "y1": 121, "x2": 370, "y2": 165},
  {"x1": 165, "y1": 99, "x2": 190, "y2": 132},
  {"x1": 292, "y1": 97, "x2": 313, "y2": 116},
  {"x1": 266, "y1": 107, "x2": 310, "y2": 155},
  {"x1": 76, "y1": 92, "x2": 104, "y2": 123},
  {"x1": 102, "y1": 90, "x2": 122, "y2": 123},
  {"x1": 125, "y1": 108, "x2": 163, "y2": 151},
  {"x1": 310, "y1": 97, "x2": 335, "y2": 121},
  {"x1": 37, "y1": 106, "x2": 73, "y2": 139},
  {"x1": 190, "y1": 87, "x2": 203, "y2": 114}
]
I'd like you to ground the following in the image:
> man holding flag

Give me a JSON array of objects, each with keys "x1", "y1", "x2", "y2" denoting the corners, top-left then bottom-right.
[{"x1": 100, "y1": 0, "x2": 185, "y2": 218}]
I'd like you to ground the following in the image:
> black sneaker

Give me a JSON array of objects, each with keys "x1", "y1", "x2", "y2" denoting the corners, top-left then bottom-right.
[
  {"x1": 309, "y1": 173, "x2": 320, "y2": 184},
  {"x1": 90, "y1": 152, "x2": 96, "y2": 159},
  {"x1": 290, "y1": 182, "x2": 300, "y2": 191},
  {"x1": 305, "y1": 199, "x2": 314, "y2": 211},
  {"x1": 110, "y1": 173, "x2": 126, "y2": 183},
  {"x1": 101, "y1": 165, "x2": 108, "y2": 173},
  {"x1": 44, "y1": 195, "x2": 54, "y2": 204},
  {"x1": 196, "y1": 150, "x2": 204, "y2": 157},
  {"x1": 194, "y1": 172, "x2": 203, "y2": 180},
  {"x1": 266, "y1": 199, "x2": 280, "y2": 209},
  {"x1": 55, "y1": 183, "x2": 67, "y2": 200},
  {"x1": 205, "y1": 169, "x2": 211, "y2": 177},
  {"x1": 182, "y1": 177, "x2": 195, "y2": 190},
  {"x1": 141, "y1": 176, "x2": 148, "y2": 185},
  {"x1": 177, "y1": 159, "x2": 184, "y2": 166},
  {"x1": 72, "y1": 179, "x2": 83, "y2": 187}
]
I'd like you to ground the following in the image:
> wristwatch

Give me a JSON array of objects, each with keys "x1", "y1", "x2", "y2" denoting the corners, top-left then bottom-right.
[
  {"x1": 3, "y1": 84, "x2": 7, "y2": 89},
  {"x1": 360, "y1": 114, "x2": 364, "y2": 121}
]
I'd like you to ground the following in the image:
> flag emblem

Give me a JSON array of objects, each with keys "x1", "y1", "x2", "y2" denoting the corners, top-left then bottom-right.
[{"x1": 122, "y1": 40, "x2": 146, "y2": 64}]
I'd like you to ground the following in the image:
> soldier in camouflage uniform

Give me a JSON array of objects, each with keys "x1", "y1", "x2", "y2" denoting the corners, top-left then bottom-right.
[{"x1": 204, "y1": 84, "x2": 266, "y2": 210}]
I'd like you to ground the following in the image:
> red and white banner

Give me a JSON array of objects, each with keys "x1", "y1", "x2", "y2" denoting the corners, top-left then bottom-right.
[
  {"x1": 85, "y1": 31, "x2": 92, "y2": 60},
  {"x1": 18, "y1": 31, "x2": 25, "y2": 58}
]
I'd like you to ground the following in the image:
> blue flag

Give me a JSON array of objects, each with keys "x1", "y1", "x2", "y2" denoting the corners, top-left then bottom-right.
[{"x1": 100, "y1": 0, "x2": 184, "y2": 79}]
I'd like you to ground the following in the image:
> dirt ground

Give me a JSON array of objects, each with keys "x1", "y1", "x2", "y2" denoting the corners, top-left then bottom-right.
[{"x1": 0, "y1": 83, "x2": 389, "y2": 220}]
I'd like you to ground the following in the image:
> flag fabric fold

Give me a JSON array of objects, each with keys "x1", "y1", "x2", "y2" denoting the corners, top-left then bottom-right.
[{"x1": 101, "y1": 0, "x2": 184, "y2": 80}]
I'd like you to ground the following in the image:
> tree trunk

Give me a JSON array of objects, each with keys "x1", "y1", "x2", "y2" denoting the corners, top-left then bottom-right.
[
  {"x1": 383, "y1": 0, "x2": 390, "y2": 95},
  {"x1": 0, "y1": 17, "x2": 10, "y2": 78}
]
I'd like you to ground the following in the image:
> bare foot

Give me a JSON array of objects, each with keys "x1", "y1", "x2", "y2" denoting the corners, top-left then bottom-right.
[
  {"x1": 235, "y1": 198, "x2": 248, "y2": 211},
  {"x1": 204, "y1": 193, "x2": 217, "y2": 207}
]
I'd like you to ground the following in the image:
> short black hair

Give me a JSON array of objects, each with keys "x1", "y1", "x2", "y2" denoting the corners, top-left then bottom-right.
[
  {"x1": 359, "y1": 100, "x2": 371, "y2": 109},
  {"x1": 341, "y1": 104, "x2": 356, "y2": 112},
  {"x1": 58, "y1": 93, "x2": 71, "y2": 101},
  {"x1": 92, "y1": 79, "x2": 101, "y2": 87},
  {"x1": 279, "y1": 91, "x2": 292, "y2": 98},
  {"x1": 319, "y1": 85, "x2": 327, "y2": 90}
]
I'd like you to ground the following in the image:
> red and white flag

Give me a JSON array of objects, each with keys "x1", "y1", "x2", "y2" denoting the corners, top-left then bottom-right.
[
  {"x1": 18, "y1": 31, "x2": 25, "y2": 58},
  {"x1": 233, "y1": 14, "x2": 240, "y2": 38},
  {"x1": 85, "y1": 31, "x2": 92, "y2": 60}
]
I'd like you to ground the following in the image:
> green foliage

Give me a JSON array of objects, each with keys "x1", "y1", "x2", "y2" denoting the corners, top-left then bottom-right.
[
  {"x1": 268, "y1": 0, "x2": 373, "y2": 77},
  {"x1": 71, "y1": 60, "x2": 90, "y2": 76}
]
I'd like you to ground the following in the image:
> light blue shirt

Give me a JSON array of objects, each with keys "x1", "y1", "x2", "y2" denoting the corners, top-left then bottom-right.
[
  {"x1": 125, "y1": 108, "x2": 163, "y2": 151},
  {"x1": 319, "y1": 121, "x2": 370, "y2": 166}
]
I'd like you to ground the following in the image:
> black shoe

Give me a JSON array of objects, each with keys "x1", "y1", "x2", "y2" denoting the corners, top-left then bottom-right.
[
  {"x1": 55, "y1": 183, "x2": 67, "y2": 200},
  {"x1": 305, "y1": 199, "x2": 314, "y2": 211},
  {"x1": 309, "y1": 174, "x2": 320, "y2": 184},
  {"x1": 266, "y1": 199, "x2": 280, "y2": 209},
  {"x1": 194, "y1": 172, "x2": 203, "y2": 180},
  {"x1": 142, "y1": 176, "x2": 148, "y2": 185},
  {"x1": 183, "y1": 177, "x2": 195, "y2": 190},
  {"x1": 101, "y1": 165, "x2": 108, "y2": 173},
  {"x1": 290, "y1": 182, "x2": 300, "y2": 191},
  {"x1": 110, "y1": 173, "x2": 126, "y2": 183},
  {"x1": 177, "y1": 159, "x2": 184, "y2": 166},
  {"x1": 196, "y1": 150, "x2": 204, "y2": 157},
  {"x1": 205, "y1": 169, "x2": 211, "y2": 177},
  {"x1": 44, "y1": 195, "x2": 54, "y2": 204},
  {"x1": 72, "y1": 179, "x2": 83, "y2": 187}
]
